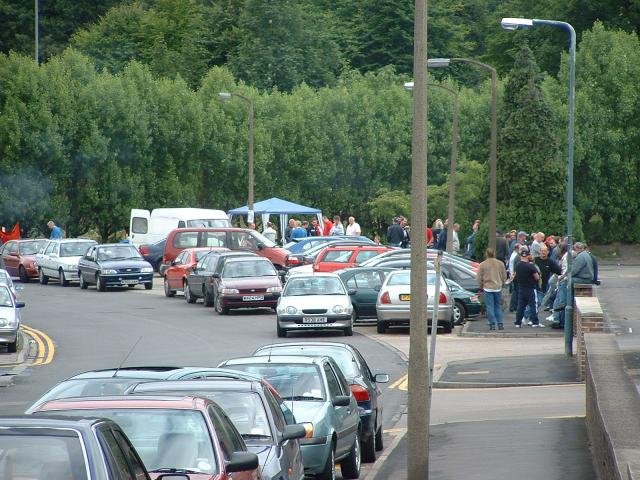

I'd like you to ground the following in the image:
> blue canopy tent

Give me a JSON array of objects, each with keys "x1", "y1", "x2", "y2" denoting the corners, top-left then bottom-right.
[{"x1": 227, "y1": 197, "x2": 323, "y2": 242}]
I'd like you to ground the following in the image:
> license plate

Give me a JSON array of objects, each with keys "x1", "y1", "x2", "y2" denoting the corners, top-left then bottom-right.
[
  {"x1": 303, "y1": 317, "x2": 327, "y2": 323},
  {"x1": 242, "y1": 295, "x2": 264, "y2": 301},
  {"x1": 400, "y1": 294, "x2": 411, "y2": 301},
  {"x1": 121, "y1": 279, "x2": 138, "y2": 285}
]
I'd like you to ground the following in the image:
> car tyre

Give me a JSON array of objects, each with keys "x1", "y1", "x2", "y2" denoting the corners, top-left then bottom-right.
[
  {"x1": 376, "y1": 321, "x2": 386, "y2": 334},
  {"x1": 184, "y1": 281, "x2": 196, "y2": 303},
  {"x1": 344, "y1": 315, "x2": 354, "y2": 337},
  {"x1": 79, "y1": 273, "x2": 88, "y2": 290},
  {"x1": 19, "y1": 266, "x2": 29, "y2": 283},
  {"x1": 7, "y1": 339, "x2": 17, "y2": 354},
  {"x1": 163, "y1": 277, "x2": 175, "y2": 297},
  {"x1": 59, "y1": 269, "x2": 69, "y2": 287},
  {"x1": 453, "y1": 301, "x2": 466, "y2": 325},
  {"x1": 144, "y1": 281, "x2": 153, "y2": 290},
  {"x1": 316, "y1": 443, "x2": 336, "y2": 480},
  {"x1": 96, "y1": 274, "x2": 106, "y2": 292},
  {"x1": 361, "y1": 430, "x2": 376, "y2": 463},
  {"x1": 214, "y1": 294, "x2": 229, "y2": 315},
  {"x1": 340, "y1": 431, "x2": 361, "y2": 479},
  {"x1": 203, "y1": 288, "x2": 214, "y2": 307},
  {"x1": 442, "y1": 320, "x2": 453, "y2": 334},
  {"x1": 375, "y1": 423, "x2": 384, "y2": 451},
  {"x1": 277, "y1": 321, "x2": 287, "y2": 338},
  {"x1": 38, "y1": 268, "x2": 49, "y2": 285}
]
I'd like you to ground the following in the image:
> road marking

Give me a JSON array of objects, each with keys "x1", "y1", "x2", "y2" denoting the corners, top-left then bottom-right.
[
  {"x1": 383, "y1": 428, "x2": 407, "y2": 434},
  {"x1": 388, "y1": 374, "x2": 407, "y2": 389},
  {"x1": 21, "y1": 325, "x2": 55, "y2": 365},
  {"x1": 543, "y1": 415, "x2": 585, "y2": 419},
  {"x1": 457, "y1": 370, "x2": 490, "y2": 375}
]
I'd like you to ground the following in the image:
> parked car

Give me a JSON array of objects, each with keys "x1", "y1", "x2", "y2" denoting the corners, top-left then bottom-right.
[
  {"x1": 182, "y1": 251, "x2": 257, "y2": 305},
  {"x1": 376, "y1": 269, "x2": 454, "y2": 334},
  {"x1": 285, "y1": 240, "x2": 378, "y2": 269},
  {"x1": 210, "y1": 257, "x2": 283, "y2": 314},
  {"x1": 0, "y1": 283, "x2": 25, "y2": 353},
  {"x1": 139, "y1": 238, "x2": 166, "y2": 272},
  {"x1": 0, "y1": 416, "x2": 174, "y2": 480},
  {"x1": 25, "y1": 366, "x2": 273, "y2": 413},
  {"x1": 36, "y1": 238, "x2": 97, "y2": 286},
  {"x1": 162, "y1": 228, "x2": 289, "y2": 272},
  {"x1": 447, "y1": 279, "x2": 482, "y2": 324},
  {"x1": 32, "y1": 396, "x2": 261, "y2": 480},
  {"x1": 0, "y1": 268, "x2": 21, "y2": 299},
  {"x1": 78, "y1": 244, "x2": 154, "y2": 291},
  {"x1": 163, "y1": 247, "x2": 229, "y2": 300},
  {"x1": 285, "y1": 236, "x2": 374, "y2": 254},
  {"x1": 253, "y1": 342, "x2": 390, "y2": 463},
  {"x1": 276, "y1": 272, "x2": 355, "y2": 337},
  {"x1": 312, "y1": 245, "x2": 392, "y2": 273},
  {"x1": 218, "y1": 355, "x2": 362, "y2": 480},
  {"x1": 128, "y1": 379, "x2": 307, "y2": 480},
  {"x1": 335, "y1": 267, "x2": 395, "y2": 319},
  {"x1": 0, "y1": 239, "x2": 48, "y2": 282}
]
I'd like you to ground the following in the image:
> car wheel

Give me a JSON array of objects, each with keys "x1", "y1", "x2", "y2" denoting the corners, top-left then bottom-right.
[
  {"x1": 163, "y1": 277, "x2": 175, "y2": 297},
  {"x1": 96, "y1": 274, "x2": 106, "y2": 292},
  {"x1": 79, "y1": 273, "x2": 88, "y2": 290},
  {"x1": 376, "y1": 321, "x2": 386, "y2": 334},
  {"x1": 154, "y1": 259, "x2": 162, "y2": 272},
  {"x1": 361, "y1": 428, "x2": 376, "y2": 463},
  {"x1": 203, "y1": 288, "x2": 214, "y2": 307},
  {"x1": 340, "y1": 431, "x2": 361, "y2": 479},
  {"x1": 214, "y1": 294, "x2": 229, "y2": 315},
  {"x1": 375, "y1": 423, "x2": 384, "y2": 451},
  {"x1": 277, "y1": 319, "x2": 286, "y2": 338},
  {"x1": 7, "y1": 339, "x2": 17, "y2": 354},
  {"x1": 442, "y1": 320, "x2": 453, "y2": 334},
  {"x1": 184, "y1": 281, "x2": 196, "y2": 304},
  {"x1": 316, "y1": 443, "x2": 336, "y2": 480},
  {"x1": 38, "y1": 268, "x2": 49, "y2": 285},
  {"x1": 144, "y1": 281, "x2": 153, "y2": 290},
  {"x1": 453, "y1": 301, "x2": 466, "y2": 325},
  {"x1": 59, "y1": 269, "x2": 69, "y2": 287},
  {"x1": 19, "y1": 266, "x2": 29, "y2": 283},
  {"x1": 344, "y1": 313, "x2": 354, "y2": 336}
]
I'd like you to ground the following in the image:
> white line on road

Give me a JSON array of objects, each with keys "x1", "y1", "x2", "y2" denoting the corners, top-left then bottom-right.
[{"x1": 457, "y1": 370, "x2": 490, "y2": 375}]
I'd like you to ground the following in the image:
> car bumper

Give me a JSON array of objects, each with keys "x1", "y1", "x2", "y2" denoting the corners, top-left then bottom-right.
[
  {"x1": 278, "y1": 314, "x2": 353, "y2": 331},
  {"x1": 24, "y1": 264, "x2": 39, "y2": 277},
  {"x1": 376, "y1": 305, "x2": 453, "y2": 325},
  {"x1": 299, "y1": 436, "x2": 331, "y2": 474},
  {"x1": 220, "y1": 293, "x2": 280, "y2": 308},
  {"x1": 102, "y1": 273, "x2": 154, "y2": 286},
  {"x1": 0, "y1": 329, "x2": 18, "y2": 344},
  {"x1": 464, "y1": 302, "x2": 482, "y2": 317},
  {"x1": 62, "y1": 269, "x2": 81, "y2": 280}
]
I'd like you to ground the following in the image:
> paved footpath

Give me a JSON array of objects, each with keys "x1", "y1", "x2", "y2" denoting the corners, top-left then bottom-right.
[{"x1": 359, "y1": 322, "x2": 595, "y2": 480}]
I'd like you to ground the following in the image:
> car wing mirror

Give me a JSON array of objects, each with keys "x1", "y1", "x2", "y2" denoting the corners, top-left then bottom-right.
[
  {"x1": 49, "y1": 253, "x2": 58, "y2": 258},
  {"x1": 257, "y1": 242, "x2": 265, "y2": 250},
  {"x1": 373, "y1": 285, "x2": 381, "y2": 292},
  {"x1": 226, "y1": 452, "x2": 259, "y2": 473},
  {"x1": 211, "y1": 273, "x2": 221, "y2": 279},
  {"x1": 15, "y1": 301, "x2": 26, "y2": 308},
  {"x1": 281, "y1": 424, "x2": 307, "y2": 442},
  {"x1": 348, "y1": 289, "x2": 357, "y2": 296},
  {"x1": 374, "y1": 373, "x2": 390, "y2": 383},
  {"x1": 332, "y1": 395, "x2": 351, "y2": 407}
]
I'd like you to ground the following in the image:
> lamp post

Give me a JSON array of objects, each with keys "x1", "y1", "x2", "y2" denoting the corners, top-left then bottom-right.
[
  {"x1": 35, "y1": 0, "x2": 39, "y2": 63},
  {"x1": 219, "y1": 92, "x2": 255, "y2": 220},
  {"x1": 500, "y1": 17, "x2": 576, "y2": 356},
  {"x1": 405, "y1": 82, "x2": 460, "y2": 254},
  {"x1": 427, "y1": 57, "x2": 497, "y2": 251}
]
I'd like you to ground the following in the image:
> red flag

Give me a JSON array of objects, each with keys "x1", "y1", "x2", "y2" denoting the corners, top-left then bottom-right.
[{"x1": 0, "y1": 223, "x2": 21, "y2": 243}]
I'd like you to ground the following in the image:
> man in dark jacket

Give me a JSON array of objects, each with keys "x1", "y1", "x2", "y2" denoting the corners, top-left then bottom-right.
[
  {"x1": 387, "y1": 217, "x2": 404, "y2": 247},
  {"x1": 495, "y1": 230, "x2": 509, "y2": 263}
]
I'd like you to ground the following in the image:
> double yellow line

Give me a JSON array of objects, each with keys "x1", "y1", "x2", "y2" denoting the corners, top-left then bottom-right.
[
  {"x1": 21, "y1": 324, "x2": 55, "y2": 365},
  {"x1": 389, "y1": 374, "x2": 409, "y2": 391}
]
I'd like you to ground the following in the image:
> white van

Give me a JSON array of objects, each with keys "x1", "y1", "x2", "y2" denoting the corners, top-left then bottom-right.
[{"x1": 129, "y1": 208, "x2": 230, "y2": 246}]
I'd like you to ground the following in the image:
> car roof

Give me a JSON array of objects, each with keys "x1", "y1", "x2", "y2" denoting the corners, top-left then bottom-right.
[
  {"x1": 322, "y1": 245, "x2": 385, "y2": 251},
  {"x1": 224, "y1": 256, "x2": 272, "y2": 264},
  {"x1": 223, "y1": 355, "x2": 328, "y2": 366},
  {"x1": 0, "y1": 415, "x2": 108, "y2": 429},
  {"x1": 67, "y1": 366, "x2": 198, "y2": 380},
  {"x1": 284, "y1": 272, "x2": 341, "y2": 278},
  {"x1": 130, "y1": 379, "x2": 258, "y2": 394},
  {"x1": 211, "y1": 251, "x2": 258, "y2": 258},
  {"x1": 182, "y1": 247, "x2": 228, "y2": 253},
  {"x1": 170, "y1": 227, "x2": 248, "y2": 234},
  {"x1": 336, "y1": 266, "x2": 395, "y2": 275},
  {"x1": 36, "y1": 395, "x2": 210, "y2": 411},
  {"x1": 255, "y1": 342, "x2": 357, "y2": 354},
  {"x1": 95, "y1": 243, "x2": 137, "y2": 248},
  {"x1": 47, "y1": 238, "x2": 96, "y2": 243}
]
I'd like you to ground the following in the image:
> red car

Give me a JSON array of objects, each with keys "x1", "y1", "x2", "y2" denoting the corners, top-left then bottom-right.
[
  {"x1": 313, "y1": 245, "x2": 393, "y2": 273},
  {"x1": 163, "y1": 228, "x2": 289, "y2": 272},
  {"x1": 164, "y1": 247, "x2": 229, "y2": 298},
  {"x1": 0, "y1": 239, "x2": 48, "y2": 282},
  {"x1": 32, "y1": 395, "x2": 261, "y2": 480}
]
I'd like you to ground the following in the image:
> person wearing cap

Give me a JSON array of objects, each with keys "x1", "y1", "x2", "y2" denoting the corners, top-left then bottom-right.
[
  {"x1": 572, "y1": 242, "x2": 594, "y2": 285},
  {"x1": 516, "y1": 231, "x2": 528, "y2": 246},
  {"x1": 477, "y1": 248, "x2": 508, "y2": 330},
  {"x1": 513, "y1": 247, "x2": 543, "y2": 328}
]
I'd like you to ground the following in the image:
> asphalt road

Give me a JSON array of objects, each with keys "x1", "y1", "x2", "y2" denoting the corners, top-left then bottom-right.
[{"x1": 0, "y1": 281, "x2": 409, "y2": 446}]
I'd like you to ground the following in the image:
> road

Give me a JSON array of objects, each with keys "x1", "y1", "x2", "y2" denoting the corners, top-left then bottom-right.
[{"x1": 0, "y1": 281, "x2": 409, "y2": 450}]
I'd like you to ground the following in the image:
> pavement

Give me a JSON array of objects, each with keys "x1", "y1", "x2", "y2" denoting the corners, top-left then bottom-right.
[{"x1": 462, "y1": 317, "x2": 564, "y2": 337}]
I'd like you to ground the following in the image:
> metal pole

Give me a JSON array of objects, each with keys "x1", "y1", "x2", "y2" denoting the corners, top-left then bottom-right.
[
  {"x1": 247, "y1": 99, "x2": 255, "y2": 214},
  {"x1": 428, "y1": 251, "x2": 443, "y2": 397},
  {"x1": 489, "y1": 69, "x2": 498, "y2": 252},
  {"x1": 34, "y1": 0, "x2": 39, "y2": 64},
  {"x1": 445, "y1": 91, "x2": 459, "y2": 254},
  {"x1": 408, "y1": 0, "x2": 429, "y2": 477}
]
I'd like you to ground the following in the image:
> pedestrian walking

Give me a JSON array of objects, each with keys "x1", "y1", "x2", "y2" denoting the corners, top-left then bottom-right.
[
  {"x1": 47, "y1": 221, "x2": 63, "y2": 239},
  {"x1": 477, "y1": 248, "x2": 507, "y2": 330},
  {"x1": 514, "y1": 248, "x2": 543, "y2": 328},
  {"x1": 345, "y1": 216, "x2": 361, "y2": 236}
]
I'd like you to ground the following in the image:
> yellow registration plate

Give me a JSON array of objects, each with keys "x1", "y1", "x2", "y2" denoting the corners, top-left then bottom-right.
[{"x1": 400, "y1": 294, "x2": 411, "y2": 301}]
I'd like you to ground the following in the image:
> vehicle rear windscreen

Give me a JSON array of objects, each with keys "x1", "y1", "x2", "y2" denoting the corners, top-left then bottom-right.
[
  {"x1": 186, "y1": 219, "x2": 230, "y2": 228},
  {"x1": 60, "y1": 242, "x2": 95, "y2": 257},
  {"x1": 20, "y1": 240, "x2": 47, "y2": 255}
]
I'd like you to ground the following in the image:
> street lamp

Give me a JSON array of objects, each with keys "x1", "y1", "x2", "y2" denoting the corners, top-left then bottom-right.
[
  {"x1": 427, "y1": 57, "x2": 498, "y2": 252},
  {"x1": 500, "y1": 17, "x2": 576, "y2": 356},
  {"x1": 218, "y1": 92, "x2": 255, "y2": 220},
  {"x1": 405, "y1": 81, "x2": 460, "y2": 254}
]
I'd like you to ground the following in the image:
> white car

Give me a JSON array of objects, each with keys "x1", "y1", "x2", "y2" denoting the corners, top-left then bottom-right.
[
  {"x1": 0, "y1": 283, "x2": 24, "y2": 353},
  {"x1": 0, "y1": 269, "x2": 19, "y2": 299},
  {"x1": 35, "y1": 239, "x2": 97, "y2": 286},
  {"x1": 276, "y1": 272, "x2": 355, "y2": 337}
]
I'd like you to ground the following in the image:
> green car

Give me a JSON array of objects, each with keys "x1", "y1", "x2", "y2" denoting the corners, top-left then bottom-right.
[
  {"x1": 447, "y1": 279, "x2": 482, "y2": 324},
  {"x1": 336, "y1": 267, "x2": 396, "y2": 319}
]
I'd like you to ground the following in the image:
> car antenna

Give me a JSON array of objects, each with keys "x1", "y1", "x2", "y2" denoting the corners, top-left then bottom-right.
[{"x1": 112, "y1": 336, "x2": 143, "y2": 377}]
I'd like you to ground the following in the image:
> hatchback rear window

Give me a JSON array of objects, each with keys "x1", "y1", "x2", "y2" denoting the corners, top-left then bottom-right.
[
  {"x1": 173, "y1": 232, "x2": 199, "y2": 248},
  {"x1": 60, "y1": 242, "x2": 95, "y2": 257},
  {"x1": 322, "y1": 250, "x2": 353, "y2": 263},
  {"x1": 388, "y1": 272, "x2": 436, "y2": 286}
]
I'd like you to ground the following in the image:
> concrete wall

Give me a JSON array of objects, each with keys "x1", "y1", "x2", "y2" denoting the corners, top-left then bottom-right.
[{"x1": 575, "y1": 296, "x2": 604, "y2": 381}]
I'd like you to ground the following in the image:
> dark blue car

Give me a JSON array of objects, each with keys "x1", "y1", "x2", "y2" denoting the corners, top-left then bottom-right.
[
  {"x1": 139, "y1": 238, "x2": 165, "y2": 272},
  {"x1": 77, "y1": 244, "x2": 154, "y2": 291}
]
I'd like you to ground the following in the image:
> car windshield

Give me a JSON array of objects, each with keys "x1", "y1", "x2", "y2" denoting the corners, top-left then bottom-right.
[
  {"x1": 0, "y1": 287, "x2": 13, "y2": 307},
  {"x1": 0, "y1": 430, "x2": 88, "y2": 480},
  {"x1": 97, "y1": 245, "x2": 142, "y2": 261},
  {"x1": 30, "y1": 378, "x2": 145, "y2": 408},
  {"x1": 222, "y1": 261, "x2": 276, "y2": 278},
  {"x1": 46, "y1": 408, "x2": 217, "y2": 474},
  {"x1": 186, "y1": 219, "x2": 229, "y2": 228},
  {"x1": 196, "y1": 391, "x2": 271, "y2": 441},
  {"x1": 283, "y1": 276, "x2": 346, "y2": 296},
  {"x1": 195, "y1": 250, "x2": 214, "y2": 261},
  {"x1": 20, "y1": 240, "x2": 47, "y2": 255},
  {"x1": 387, "y1": 271, "x2": 436, "y2": 286},
  {"x1": 226, "y1": 363, "x2": 326, "y2": 401},
  {"x1": 260, "y1": 346, "x2": 358, "y2": 377},
  {"x1": 60, "y1": 242, "x2": 94, "y2": 257}
]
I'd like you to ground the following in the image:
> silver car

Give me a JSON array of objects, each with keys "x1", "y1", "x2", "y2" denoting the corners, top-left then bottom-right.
[
  {"x1": 0, "y1": 284, "x2": 25, "y2": 353},
  {"x1": 376, "y1": 269, "x2": 454, "y2": 334},
  {"x1": 36, "y1": 239, "x2": 97, "y2": 286},
  {"x1": 276, "y1": 272, "x2": 355, "y2": 337}
]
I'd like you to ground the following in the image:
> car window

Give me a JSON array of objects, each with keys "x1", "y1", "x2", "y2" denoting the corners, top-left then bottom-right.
[
  {"x1": 387, "y1": 272, "x2": 436, "y2": 286},
  {"x1": 323, "y1": 362, "x2": 343, "y2": 398},
  {"x1": 45, "y1": 242, "x2": 57, "y2": 255},
  {"x1": 259, "y1": 346, "x2": 358, "y2": 378},
  {"x1": 6, "y1": 242, "x2": 18, "y2": 255},
  {"x1": 322, "y1": 250, "x2": 353, "y2": 263},
  {"x1": 204, "y1": 391, "x2": 272, "y2": 439},
  {"x1": 187, "y1": 219, "x2": 229, "y2": 228},
  {"x1": 174, "y1": 251, "x2": 186, "y2": 265},
  {"x1": 331, "y1": 361, "x2": 351, "y2": 393},
  {"x1": 195, "y1": 250, "x2": 213, "y2": 261},
  {"x1": 352, "y1": 271, "x2": 383, "y2": 289},
  {"x1": 353, "y1": 349, "x2": 373, "y2": 380},
  {"x1": 452, "y1": 265, "x2": 475, "y2": 280},
  {"x1": 131, "y1": 217, "x2": 148, "y2": 234},
  {"x1": 112, "y1": 428, "x2": 150, "y2": 480},
  {"x1": 99, "y1": 426, "x2": 138, "y2": 480},
  {"x1": 262, "y1": 388, "x2": 286, "y2": 430},
  {"x1": 222, "y1": 260, "x2": 276, "y2": 278},
  {"x1": 204, "y1": 255, "x2": 219, "y2": 271},
  {"x1": 96, "y1": 245, "x2": 140, "y2": 261},
  {"x1": 0, "y1": 287, "x2": 14, "y2": 307},
  {"x1": 354, "y1": 250, "x2": 381, "y2": 264},
  {"x1": 202, "y1": 232, "x2": 227, "y2": 248},
  {"x1": 208, "y1": 404, "x2": 247, "y2": 458},
  {"x1": 173, "y1": 232, "x2": 199, "y2": 248},
  {"x1": 61, "y1": 242, "x2": 95, "y2": 257}
]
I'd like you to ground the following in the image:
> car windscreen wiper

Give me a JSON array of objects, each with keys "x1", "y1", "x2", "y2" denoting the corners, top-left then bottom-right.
[
  {"x1": 152, "y1": 468, "x2": 201, "y2": 474},
  {"x1": 282, "y1": 395, "x2": 324, "y2": 401}
]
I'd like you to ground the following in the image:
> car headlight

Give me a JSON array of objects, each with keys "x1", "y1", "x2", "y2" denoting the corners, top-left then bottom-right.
[
  {"x1": 267, "y1": 286, "x2": 282, "y2": 293},
  {"x1": 470, "y1": 295, "x2": 480, "y2": 303},
  {"x1": 285, "y1": 306, "x2": 298, "y2": 315},
  {"x1": 101, "y1": 269, "x2": 117, "y2": 274},
  {"x1": 140, "y1": 267, "x2": 153, "y2": 273},
  {"x1": 63, "y1": 264, "x2": 76, "y2": 271},
  {"x1": 332, "y1": 305, "x2": 346, "y2": 314},
  {"x1": 221, "y1": 288, "x2": 239, "y2": 294},
  {"x1": 0, "y1": 318, "x2": 15, "y2": 327}
]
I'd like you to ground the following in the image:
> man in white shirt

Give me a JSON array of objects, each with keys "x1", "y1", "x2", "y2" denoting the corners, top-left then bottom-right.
[
  {"x1": 346, "y1": 216, "x2": 361, "y2": 236},
  {"x1": 262, "y1": 222, "x2": 277, "y2": 243}
]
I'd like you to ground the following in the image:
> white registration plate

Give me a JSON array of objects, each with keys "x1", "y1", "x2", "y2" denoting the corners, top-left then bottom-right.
[
  {"x1": 242, "y1": 295, "x2": 264, "y2": 301},
  {"x1": 303, "y1": 317, "x2": 327, "y2": 324},
  {"x1": 121, "y1": 279, "x2": 138, "y2": 285}
]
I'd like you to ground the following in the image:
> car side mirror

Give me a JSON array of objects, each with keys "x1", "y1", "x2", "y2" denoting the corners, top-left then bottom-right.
[
  {"x1": 374, "y1": 285, "x2": 381, "y2": 292},
  {"x1": 50, "y1": 253, "x2": 58, "y2": 258},
  {"x1": 10, "y1": 252, "x2": 19, "y2": 257},
  {"x1": 225, "y1": 451, "x2": 259, "y2": 473},
  {"x1": 15, "y1": 302, "x2": 25, "y2": 308},
  {"x1": 170, "y1": 260, "x2": 176, "y2": 266},
  {"x1": 281, "y1": 424, "x2": 307, "y2": 442},
  {"x1": 211, "y1": 273, "x2": 221, "y2": 279},
  {"x1": 257, "y1": 242, "x2": 265, "y2": 250},
  {"x1": 374, "y1": 373, "x2": 390, "y2": 383},
  {"x1": 332, "y1": 395, "x2": 351, "y2": 407},
  {"x1": 348, "y1": 289, "x2": 357, "y2": 296}
]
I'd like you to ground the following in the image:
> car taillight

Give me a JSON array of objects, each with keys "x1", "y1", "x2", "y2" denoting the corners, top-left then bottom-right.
[
  {"x1": 139, "y1": 246, "x2": 149, "y2": 255},
  {"x1": 381, "y1": 291, "x2": 391, "y2": 304},
  {"x1": 350, "y1": 384, "x2": 370, "y2": 402},
  {"x1": 439, "y1": 292, "x2": 448, "y2": 304},
  {"x1": 286, "y1": 256, "x2": 301, "y2": 267}
]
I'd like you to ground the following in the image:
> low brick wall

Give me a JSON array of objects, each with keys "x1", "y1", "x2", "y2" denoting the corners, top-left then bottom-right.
[{"x1": 575, "y1": 296, "x2": 605, "y2": 381}]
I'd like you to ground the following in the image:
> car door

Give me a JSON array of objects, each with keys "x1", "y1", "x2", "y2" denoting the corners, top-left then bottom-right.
[
  {"x1": 207, "y1": 404, "x2": 254, "y2": 480},
  {"x1": 346, "y1": 270, "x2": 384, "y2": 318},
  {"x1": 96, "y1": 424, "x2": 148, "y2": 480},
  {"x1": 3, "y1": 242, "x2": 19, "y2": 276},
  {"x1": 42, "y1": 242, "x2": 58, "y2": 275},
  {"x1": 166, "y1": 251, "x2": 187, "y2": 289},
  {"x1": 188, "y1": 254, "x2": 208, "y2": 294},
  {"x1": 263, "y1": 388, "x2": 304, "y2": 480},
  {"x1": 323, "y1": 361, "x2": 352, "y2": 457},
  {"x1": 80, "y1": 247, "x2": 97, "y2": 281}
]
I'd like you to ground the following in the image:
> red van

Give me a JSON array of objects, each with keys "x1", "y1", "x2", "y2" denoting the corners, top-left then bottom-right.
[{"x1": 163, "y1": 228, "x2": 289, "y2": 271}]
